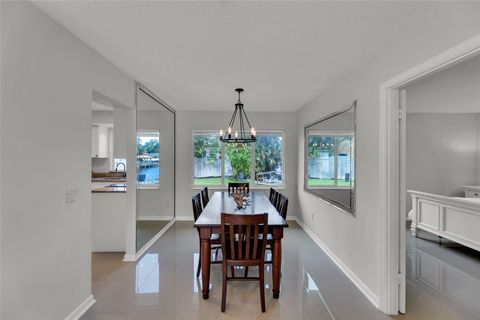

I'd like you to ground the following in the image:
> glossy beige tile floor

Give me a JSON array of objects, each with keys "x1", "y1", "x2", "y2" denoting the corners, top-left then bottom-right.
[
  {"x1": 401, "y1": 228, "x2": 480, "y2": 320},
  {"x1": 82, "y1": 221, "x2": 480, "y2": 320}
]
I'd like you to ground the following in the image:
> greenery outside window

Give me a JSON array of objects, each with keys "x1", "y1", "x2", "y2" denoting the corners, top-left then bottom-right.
[
  {"x1": 307, "y1": 132, "x2": 354, "y2": 188},
  {"x1": 137, "y1": 131, "x2": 160, "y2": 187},
  {"x1": 193, "y1": 131, "x2": 284, "y2": 188},
  {"x1": 193, "y1": 133, "x2": 222, "y2": 186}
]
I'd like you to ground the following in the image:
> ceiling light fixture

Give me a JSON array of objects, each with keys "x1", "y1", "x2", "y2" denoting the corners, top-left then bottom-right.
[{"x1": 220, "y1": 88, "x2": 256, "y2": 144}]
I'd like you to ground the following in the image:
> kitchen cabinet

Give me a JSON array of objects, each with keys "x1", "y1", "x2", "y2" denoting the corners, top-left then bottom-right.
[
  {"x1": 91, "y1": 124, "x2": 111, "y2": 158},
  {"x1": 92, "y1": 192, "x2": 127, "y2": 251}
]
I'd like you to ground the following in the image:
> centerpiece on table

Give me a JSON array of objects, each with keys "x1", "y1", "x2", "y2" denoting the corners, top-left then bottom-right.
[{"x1": 232, "y1": 192, "x2": 250, "y2": 209}]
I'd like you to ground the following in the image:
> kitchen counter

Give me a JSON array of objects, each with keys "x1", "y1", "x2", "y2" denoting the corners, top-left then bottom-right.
[
  {"x1": 92, "y1": 178, "x2": 127, "y2": 183},
  {"x1": 92, "y1": 185, "x2": 126, "y2": 193}
]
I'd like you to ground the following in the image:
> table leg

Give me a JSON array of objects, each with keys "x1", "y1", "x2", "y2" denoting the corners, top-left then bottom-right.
[
  {"x1": 272, "y1": 230, "x2": 283, "y2": 299},
  {"x1": 200, "y1": 229, "x2": 212, "y2": 299}
]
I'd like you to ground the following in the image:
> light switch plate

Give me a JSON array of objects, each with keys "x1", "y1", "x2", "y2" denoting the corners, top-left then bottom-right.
[{"x1": 66, "y1": 188, "x2": 77, "y2": 204}]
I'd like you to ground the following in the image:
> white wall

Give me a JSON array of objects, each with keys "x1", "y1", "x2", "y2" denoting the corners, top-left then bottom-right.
[
  {"x1": 406, "y1": 114, "x2": 479, "y2": 205},
  {"x1": 176, "y1": 111, "x2": 298, "y2": 219},
  {"x1": 113, "y1": 107, "x2": 130, "y2": 160},
  {"x1": 404, "y1": 54, "x2": 480, "y2": 212},
  {"x1": 296, "y1": 2, "x2": 480, "y2": 309},
  {"x1": 405, "y1": 54, "x2": 480, "y2": 114},
  {"x1": 92, "y1": 110, "x2": 114, "y2": 124},
  {"x1": 478, "y1": 115, "x2": 480, "y2": 183},
  {"x1": 1, "y1": 2, "x2": 136, "y2": 319}
]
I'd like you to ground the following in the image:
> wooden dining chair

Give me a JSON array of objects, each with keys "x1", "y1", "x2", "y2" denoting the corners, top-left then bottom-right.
[
  {"x1": 192, "y1": 193, "x2": 221, "y2": 277},
  {"x1": 269, "y1": 187, "x2": 279, "y2": 209},
  {"x1": 260, "y1": 193, "x2": 288, "y2": 267},
  {"x1": 276, "y1": 194, "x2": 289, "y2": 220},
  {"x1": 269, "y1": 187, "x2": 276, "y2": 203},
  {"x1": 220, "y1": 212, "x2": 268, "y2": 312},
  {"x1": 201, "y1": 186, "x2": 210, "y2": 208},
  {"x1": 228, "y1": 182, "x2": 249, "y2": 194}
]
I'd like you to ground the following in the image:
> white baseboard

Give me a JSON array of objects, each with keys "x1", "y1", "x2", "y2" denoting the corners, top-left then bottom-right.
[
  {"x1": 292, "y1": 216, "x2": 380, "y2": 309},
  {"x1": 65, "y1": 294, "x2": 95, "y2": 320},
  {"x1": 137, "y1": 216, "x2": 173, "y2": 221},
  {"x1": 124, "y1": 218, "x2": 176, "y2": 262},
  {"x1": 123, "y1": 253, "x2": 136, "y2": 261}
]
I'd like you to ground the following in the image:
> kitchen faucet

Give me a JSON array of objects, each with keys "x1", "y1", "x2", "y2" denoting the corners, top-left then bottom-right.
[{"x1": 115, "y1": 162, "x2": 126, "y2": 172}]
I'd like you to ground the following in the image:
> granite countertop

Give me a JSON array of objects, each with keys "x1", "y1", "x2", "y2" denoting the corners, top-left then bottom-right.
[
  {"x1": 92, "y1": 185, "x2": 127, "y2": 193},
  {"x1": 92, "y1": 178, "x2": 127, "y2": 183}
]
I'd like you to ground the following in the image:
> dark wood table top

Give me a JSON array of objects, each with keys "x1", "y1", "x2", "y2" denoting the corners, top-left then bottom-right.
[{"x1": 194, "y1": 191, "x2": 289, "y2": 228}]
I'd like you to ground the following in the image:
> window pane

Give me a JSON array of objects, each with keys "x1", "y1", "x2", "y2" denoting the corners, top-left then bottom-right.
[
  {"x1": 224, "y1": 143, "x2": 251, "y2": 184},
  {"x1": 307, "y1": 135, "x2": 335, "y2": 186},
  {"x1": 137, "y1": 132, "x2": 160, "y2": 185},
  {"x1": 336, "y1": 135, "x2": 354, "y2": 187},
  {"x1": 193, "y1": 133, "x2": 222, "y2": 185},
  {"x1": 254, "y1": 134, "x2": 283, "y2": 186}
]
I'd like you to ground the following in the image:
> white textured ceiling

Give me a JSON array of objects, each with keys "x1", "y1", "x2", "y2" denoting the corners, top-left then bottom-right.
[{"x1": 34, "y1": 1, "x2": 432, "y2": 111}]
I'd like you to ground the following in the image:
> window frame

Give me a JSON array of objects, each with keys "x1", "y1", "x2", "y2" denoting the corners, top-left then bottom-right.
[
  {"x1": 136, "y1": 130, "x2": 161, "y2": 189},
  {"x1": 191, "y1": 129, "x2": 285, "y2": 190},
  {"x1": 306, "y1": 130, "x2": 354, "y2": 190}
]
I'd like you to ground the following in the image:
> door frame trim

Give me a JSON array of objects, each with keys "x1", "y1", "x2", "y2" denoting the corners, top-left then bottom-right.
[{"x1": 378, "y1": 33, "x2": 480, "y2": 315}]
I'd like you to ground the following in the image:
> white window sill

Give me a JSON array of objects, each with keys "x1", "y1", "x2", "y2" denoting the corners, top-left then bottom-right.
[{"x1": 137, "y1": 184, "x2": 160, "y2": 190}]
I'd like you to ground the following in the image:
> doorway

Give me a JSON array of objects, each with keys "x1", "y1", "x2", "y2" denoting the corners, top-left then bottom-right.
[
  {"x1": 400, "y1": 54, "x2": 480, "y2": 317},
  {"x1": 379, "y1": 34, "x2": 480, "y2": 315}
]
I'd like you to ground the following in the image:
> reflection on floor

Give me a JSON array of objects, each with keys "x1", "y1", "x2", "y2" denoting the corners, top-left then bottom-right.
[
  {"x1": 82, "y1": 221, "x2": 387, "y2": 320},
  {"x1": 403, "y1": 228, "x2": 480, "y2": 320},
  {"x1": 82, "y1": 221, "x2": 480, "y2": 319},
  {"x1": 136, "y1": 220, "x2": 170, "y2": 251}
]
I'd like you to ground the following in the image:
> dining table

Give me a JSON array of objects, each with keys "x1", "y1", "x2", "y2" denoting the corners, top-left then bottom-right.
[{"x1": 194, "y1": 191, "x2": 289, "y2": 300}]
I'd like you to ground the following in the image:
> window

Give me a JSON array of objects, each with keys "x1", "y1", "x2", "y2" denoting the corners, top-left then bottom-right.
[
  {"x1": 192, "y1": 131, "x2": 284, "y2": 188},
  {"x1": 307, "y1": 132, "x2": 354, "y2": 188},
  {"x1": 193, "y1": 133, "x2": 222, "y2": 186},
  {"x1": 254, "y1": 134, "x2": 283, "y2": 186},
  {"x1": 137, "y1": 131, "x2": 160, "y2": 187}
]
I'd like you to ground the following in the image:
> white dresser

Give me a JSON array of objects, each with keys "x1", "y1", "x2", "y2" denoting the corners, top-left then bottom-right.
[{"x1": 464, "y1": 186, "x2": 480, "y2": 198}]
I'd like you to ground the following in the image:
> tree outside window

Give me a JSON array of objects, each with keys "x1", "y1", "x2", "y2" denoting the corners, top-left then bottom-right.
[{"x1": 193, "y1": 131, "x2": 284, "y2": 187}]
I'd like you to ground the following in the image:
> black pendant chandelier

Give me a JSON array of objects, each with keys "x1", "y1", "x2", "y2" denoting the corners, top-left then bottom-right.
[{"x1": 220, "y1": 88, "x2": 256, "y2": 143}]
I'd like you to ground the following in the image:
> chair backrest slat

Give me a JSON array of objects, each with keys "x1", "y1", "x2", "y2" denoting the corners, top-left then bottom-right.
[
  {"x1": 245, "y1": 225, "x2": 251, "y2": 259},
  {"x1": 252, "y1": 225, "x2": 259, "y2": 260},
  {"x1": 238, "y1": 226, "x2": 243, "y2": 260},
  {"x1": 229, "y1": 224, "x2": 235, "y2": 260}
]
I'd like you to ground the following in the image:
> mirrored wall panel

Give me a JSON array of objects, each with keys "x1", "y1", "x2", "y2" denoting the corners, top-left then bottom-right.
[
  {"x1": 136, "y1": 85, "x2": 175, "y2": 251},
  {"x1": 304, "y1": 102, "x2": 356, "y2": 214}
]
